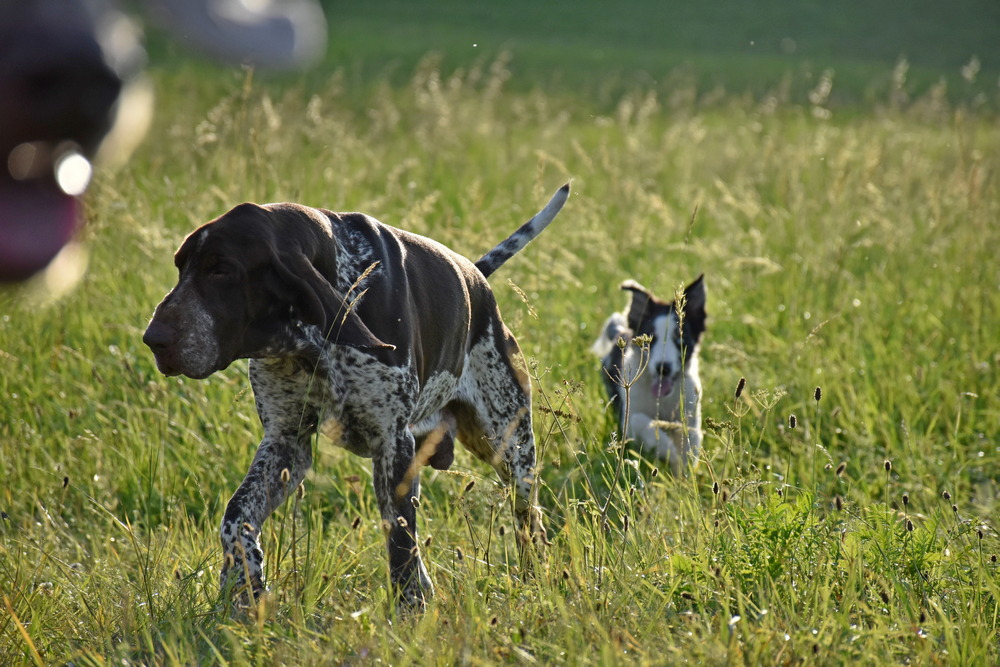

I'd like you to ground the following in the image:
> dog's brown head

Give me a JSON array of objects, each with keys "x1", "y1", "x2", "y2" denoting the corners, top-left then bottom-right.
[{"x1": 143, "y1": 202, "x2": 391, "y2": 379}]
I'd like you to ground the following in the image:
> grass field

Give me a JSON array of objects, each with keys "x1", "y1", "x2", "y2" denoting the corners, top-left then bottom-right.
[{"x1": 2, "y1": 2, "x2": 999, "y2": 664}]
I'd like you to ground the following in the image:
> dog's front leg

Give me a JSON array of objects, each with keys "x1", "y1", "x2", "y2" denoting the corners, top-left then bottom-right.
[
  {"x1": 372, "y1": 429, "x2": 433, "y2": 611},
  {"x1": 682, "y1": 378, "x2": 703, "y2": 466},
  {"x1": 219, "y1": 359, "x2": 318, "y2": 610},
  {"x1": 219, "y1": 433, "x2": 312, "y2": 607}
]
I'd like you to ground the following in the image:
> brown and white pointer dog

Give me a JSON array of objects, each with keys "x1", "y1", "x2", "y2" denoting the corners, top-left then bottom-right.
[{"x1": 143, "y1": 184, "x2": 568, "y2": 610}]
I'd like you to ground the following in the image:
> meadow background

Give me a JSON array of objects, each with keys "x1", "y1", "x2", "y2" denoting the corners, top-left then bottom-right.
[{"x1": 2, "y1": 0, "x2": 999, "y2": 663}]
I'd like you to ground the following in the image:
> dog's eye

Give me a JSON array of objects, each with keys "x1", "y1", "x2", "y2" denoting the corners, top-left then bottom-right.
[{"x1": 208, "y1": 263, "x2": 236, "y2": 279}]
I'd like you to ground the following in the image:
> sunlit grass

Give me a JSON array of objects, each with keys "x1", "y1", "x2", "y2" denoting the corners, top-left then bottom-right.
[{"x1": 1, "y1": 53, "x2": 998, "y2": 664}]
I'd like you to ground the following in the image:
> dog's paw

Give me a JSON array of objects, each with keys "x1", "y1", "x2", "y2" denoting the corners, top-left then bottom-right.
[
  {"x1": 516, "y1": 505, "x2": 550, "y2": 547},
  {"x1": 394, "y1": 568, "x2": 434, "y2": 614},
  {"x1": 223, "y1": 584, "x2": 269, "y2": 618},
  {"x1": 220, "y1": 567, "x2": 267, "y2": 617}
]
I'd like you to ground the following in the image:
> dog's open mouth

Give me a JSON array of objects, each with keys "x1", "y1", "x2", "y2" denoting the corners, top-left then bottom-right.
[{"x1": 652, "y1": 376, "x2": 674, "y2": 398}]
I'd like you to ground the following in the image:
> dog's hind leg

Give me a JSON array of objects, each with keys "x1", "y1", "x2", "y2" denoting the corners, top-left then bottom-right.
[
  {"x1": 372, "y1": 426, "x2": 434, "y2": 611},
  {"x1": 453, "y1": 330, "x2": 548, "y2": 550}
]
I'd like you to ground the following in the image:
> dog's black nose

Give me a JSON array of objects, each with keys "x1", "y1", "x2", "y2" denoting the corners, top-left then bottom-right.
[
  {"x1": 653, "y1": 362, "x2": 672, "y2": 378},
  {"x1": 142, "y1": 321, "x2": 175, "y2": 350}
]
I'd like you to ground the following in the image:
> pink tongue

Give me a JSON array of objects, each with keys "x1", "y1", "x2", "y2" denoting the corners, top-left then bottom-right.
[
  {"x1": 652, "y1": 377, "x2": 673, "y2": 398},
  {"x1": 0, "y1": 185, "x2": 79, "y2": 281}
]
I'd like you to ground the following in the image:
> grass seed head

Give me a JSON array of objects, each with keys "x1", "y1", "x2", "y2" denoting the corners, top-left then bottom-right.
[
  {"x1": 884, "y1": 459, "x2": 892, "y2": 473},
  {"x1": 835, "y1": 462, "x2": 847, "y2": 477},
  {"x1": 713, "y1": 481, "x2": 720, "y2": 495},
  {"x1": 280, "y1": 468, "x2": 290, "y2": 484},
  {"x1": 952, "y1": 504, "x2": 959, "y2": 514},
  {"x1": 835, "y1": 495, "x2": 843, "y2": 511},
  {"x1": 456, "y1": 546, "x2": 464, "y2": 561},
  {"x1": 906, "y1": 518, "x2": 914, "y2": 532},
  {"x1": 351, "y1": 516, "x2": 361, "y2": 530},
  {"x1": 942, "y1": 490, "x2": 951, "y2": 500},
  {"x1": 63, "y1": 476, "x2": 69, "y2": 488},
  {"x1": 788, "y1": 414, "x2": 797, "y2": 429},
  {"x1": 814, "y1": 386, "x2": 822, "y2": 402},
  {"x1": 902, "y1": 493, "x2": 909, "y2": 507},
  {"x1": 464, "y1": 479, "x2": 476, "y2": 493},
  {"x1": 735, "y1": 377, "x2": 746, "y2": 399}
]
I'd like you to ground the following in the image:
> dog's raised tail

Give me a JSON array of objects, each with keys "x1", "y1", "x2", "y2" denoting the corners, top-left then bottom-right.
[{"x1": 474, "y1": 183, "x2": 570, "y2": 278}]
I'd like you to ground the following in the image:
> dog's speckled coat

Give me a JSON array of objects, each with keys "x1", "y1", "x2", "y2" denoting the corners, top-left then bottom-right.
[{"x1": 143, "y1": 185, "x2": 568, "y2": 610}]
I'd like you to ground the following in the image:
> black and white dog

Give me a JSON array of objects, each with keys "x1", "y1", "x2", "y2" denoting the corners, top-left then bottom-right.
[{"x1": 592, "y1": 277, "x2": 706, "y2": 474}]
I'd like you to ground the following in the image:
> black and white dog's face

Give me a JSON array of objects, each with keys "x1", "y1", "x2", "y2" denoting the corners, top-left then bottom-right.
[
  {"x1": 593, "y1": 275, "x2": 706, "y2": 472},
  {"x1": 622, "y1": 276, "x2": 706, "y2": 396}
]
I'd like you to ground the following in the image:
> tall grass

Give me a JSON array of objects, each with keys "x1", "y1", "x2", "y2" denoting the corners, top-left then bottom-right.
[{"x1": 1, "y1": 53, "x2": 998, "y2": 664}]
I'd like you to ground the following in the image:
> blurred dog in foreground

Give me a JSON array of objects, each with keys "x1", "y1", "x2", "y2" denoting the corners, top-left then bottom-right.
[
  {"x1": 593, "y1": 276, "x2": 706, "y2": 474},
  {"x1": 0, "y1": 0, "x2": 326, "y2": 285}
]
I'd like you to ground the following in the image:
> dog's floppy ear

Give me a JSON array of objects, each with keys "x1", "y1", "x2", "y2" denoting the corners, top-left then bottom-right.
[
  {"x1": 271, "y1": 250, "x2": 394, "y2": 350},
  {"x1": 620, "y1": 279, "x2": 653, "y2": 331},
  {"x1": 682, "y1": 274, "x2": 707, "y2": 342}
]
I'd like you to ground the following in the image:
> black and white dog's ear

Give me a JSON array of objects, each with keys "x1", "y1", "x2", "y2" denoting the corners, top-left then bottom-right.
[
  {"x1": 682, "y1": 274, "x2": 707, "y2": 342},
  {"x1": 620, "y1": 279, "x2": 652, "y2": 331},
  {"x1": 684, "y1": 275, "x2": 706, "y2": 313}
]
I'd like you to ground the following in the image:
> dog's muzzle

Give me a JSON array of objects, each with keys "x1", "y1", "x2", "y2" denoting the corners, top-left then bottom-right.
[
  {"x1": 143, "y1": 321, "x2": 182, "y2": 376},
  {"x1": 651, "y1": 363, "x2": 675, "y2": 398}
]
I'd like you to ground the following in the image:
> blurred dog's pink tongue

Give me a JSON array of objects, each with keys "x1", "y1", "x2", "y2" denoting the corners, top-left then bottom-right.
[
  {"x1": 652, "y1": 378, "x2": 673, "y2": 398},
  {"x1": 0, "y1": 185, "x2": 79, "y2": 281}
]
